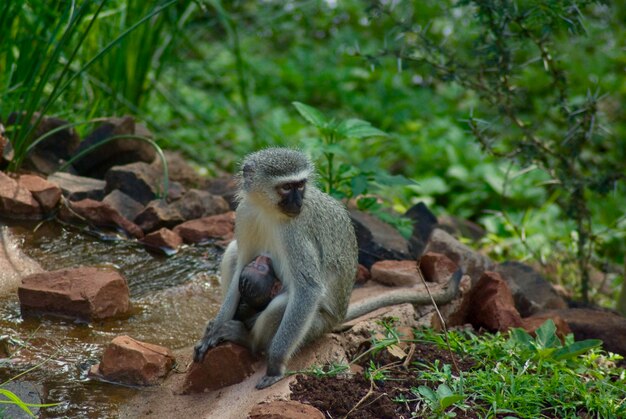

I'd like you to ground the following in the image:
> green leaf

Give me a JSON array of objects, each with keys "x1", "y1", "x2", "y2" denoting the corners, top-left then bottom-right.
[
  {"x1": 418, "y1": 385, "x2": 437, "y2": 404},
  {"x1": 509, "y1": 328, "x2": 534, "y2": 350},
  {"x1": 336, "y1": 118, "x2": 388, "y2": 139},
  {"x1": 292, "y1": 102, "x2": 327, "y2": 128},
  {"x1": 436, "y1": 383, "x2": 454, "y2": 399},
  {"x1": 553, "y1": 339, "x2": 602, "y2": 361},
  {"x1": 535, "y1": 319, "x2": 560, "y2": 349},
  {"x1": 351, "y1": 174, "x2": 370, "y2": 197},
  {"x1": 440, "y1": 394, "x2": 464, "y2": 410}
]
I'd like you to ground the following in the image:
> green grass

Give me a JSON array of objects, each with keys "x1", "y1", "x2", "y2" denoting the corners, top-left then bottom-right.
[{"x1": 413, "y1": 324, "x2": 626, "y2": 418}]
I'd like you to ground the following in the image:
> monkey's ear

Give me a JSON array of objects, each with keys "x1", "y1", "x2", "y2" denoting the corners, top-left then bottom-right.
[{"x1": 242, "y1": 162, "x2": 255, "y2": 186}]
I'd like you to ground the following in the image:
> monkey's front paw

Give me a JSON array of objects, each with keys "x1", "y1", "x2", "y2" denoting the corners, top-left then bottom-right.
[
  {"x1": 193, "y1": 339, "x2": 211, "y2": 363},
  {"x1": 255, "y1": 374, "x2": 284, "y2": 389}
]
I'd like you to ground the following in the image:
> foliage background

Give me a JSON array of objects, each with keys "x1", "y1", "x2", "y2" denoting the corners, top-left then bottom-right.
[{"x1": 1, "y1": 0, "x2": 624, "y2": 306}]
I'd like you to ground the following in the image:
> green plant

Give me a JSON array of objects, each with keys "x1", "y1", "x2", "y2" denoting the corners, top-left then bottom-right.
[
  {"x1": 416, "y1": 383, "x2": 465, "y2": 418},
  {"x1": 291, "y1": 362, "x2": 350, "y2": 378},
  {"x1": 414, "y1": 323, "x2": 626, "y2": 417}
]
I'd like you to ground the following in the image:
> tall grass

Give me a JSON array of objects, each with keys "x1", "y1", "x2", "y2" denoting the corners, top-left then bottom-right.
[{"x1": 0, "y1": 0, "x2": 189, "y2": 172}]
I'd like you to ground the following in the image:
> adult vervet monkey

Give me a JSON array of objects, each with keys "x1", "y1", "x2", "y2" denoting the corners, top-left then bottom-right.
[
  {"x1": 194, "y1": 148, "x2": 359, "y2": 389},
  {"x1": 194, "y1": 148, "x2": 461, "y2": 389}
]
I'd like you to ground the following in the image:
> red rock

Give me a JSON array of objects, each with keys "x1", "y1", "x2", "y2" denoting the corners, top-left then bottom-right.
[
  {"x1": 95, "y1": 335, "x2": 175, "y2": 386},
  {"x1": 59, "y1": 198, "x2": 144, "y2": 239},
  {"x1": 174, "y1": 211, "x2": 236, "y2": 244},
  {"x1": 521, "y1": 314, "x2": 571, "y2": 340},
  {"x1": 181, "y1": 342, "x2": 255, "y2": 394},
  {"x1": 47, "y1": 172, "x2": 106, "y2": 201},
  {"x1": 102, "y1": 190, "x2": 144, "y2": 222},
  {"x1": 0, "y1": 171, "x2": 41, "y2": 219},
  {"x1": 354, "y1": 264, "x2": 371, "y2": 285},
  {"x1": 248, "y1": 400, "x2": 324, "y2": 419},
  {"x1": 419, "y1": 252, "x2": 459, "y2": 283},
  {"x1": 370, "y1": 260, "x2": 420, "y2": 287},
  {"x1": 141, "y1": 228, "x2": 183, "y2": 254},
  {"x1": 18, "y1": 267, "x2": 130, "y2": 321},
  {"x1": 467, "y1": 271, "x2": 523, "y2": 331},
  {"x1": 17, "y1": 174, "x2": 61, "y2": 212}
]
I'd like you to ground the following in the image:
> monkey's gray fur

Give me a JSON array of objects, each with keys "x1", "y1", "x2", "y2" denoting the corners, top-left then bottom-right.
[{"x1": 194, "y1": 148, "x2": 359, "y2": 389}]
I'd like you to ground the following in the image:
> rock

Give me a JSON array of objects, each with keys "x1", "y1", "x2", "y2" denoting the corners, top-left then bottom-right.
[
  {"x1": 521, "y1": 314, "x2": 571, "y2": 340},
  {"x1": 443, "y1": 271, "x2": 523, "y2": 332},
  {"x1": 152, "y1": 150, "x2": 207, "y2": 189},
  {"x1": 141, "y1": 228, "x2": 183, "y2": 255},
  {"x1": 248, "y1": 401, "x2": 325, "y2": 419},
  {"x1": 495, "y1": 261, "x2": 567, "y2": 317},
  {"x1": 0, "y1": 171, "x2": 41, "y2": 220},
  {"x1": 0, "y1": 381, "x2": 44, "y2": 419},
  {"x1": 349, "y1": 209, "x2": 410, "y2": 268},
  {"x1": 17, "y1": 174, "x2": 62, "y2": 213},
  {"x1": 173, "y1": 211, "x2": 236, "y2": 244},
  {"x1": 47, "y1": 172, "x2": 106, "y2": 201},
  {"x1": 419, "y1": 252, "x2": 459, "y2": 284},
  {"x1": 174, "y1": 189, "x2": 230, "y2": 220},
  {"x1": 354, "y1": 264, "x2": 370, "y2": 285},
  {"x1": 59, "y1": 199, "x2": 144, "y2": 239},
  {"x1": 438, "y1": 215, "x2": 486, "y2": 242},
  {"x1": 18, "y1": 266, "x2": 130, "y2": 321},
  {"x1": 532, "y1": 308, "x2": 626, "y2": 357},
  {"x1": 206, "y1": 176, "x2": 238, "y2": 210},
  {"x1": 134, "y1": 200, "x2": 184, "y2": 232},
  {"x1": 181, "y1": 343, "x2": 255, "y2": 394},
  {"x1": 425, "y1": 228, "x2": 495, "y2": 283},
  {"x1": 92, "y1": 336, "x2": 175, "y2": 386},
  {"x1": 370, "y1": 260, "x2": 420, "y2": 287},
  {"x1": 105, "y1": 162, "x2": 163, "y2": 205},
  {"x1": 102, "y1": 190, "x2": 144, "y2": 222},
  {"x1": 404, "y1": 202, "x2": 438, "y2": 258},
  {"x1": 73, "y1": 116, "x2": 156, "y2": 178},
  {"x1": 469, "y1": 271, "x2": 523, "y2": 332},
  {"x1": 6, "y1": 113, "x2": 80, "y2": 174}
]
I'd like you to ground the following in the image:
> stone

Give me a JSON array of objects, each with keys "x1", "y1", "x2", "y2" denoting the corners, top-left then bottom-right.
[
  {"x1": 105, "y1": 162, "x2": 163, "y2": 205},
  {"x1": 173, "y1": 188, "x2": 229, "y2": 220},
  {"x1": 47, "y1": 172, "x2": 106, "y2": 201},
  {"x1": 17, "y1": 174, "x2": 62, "y2": 213},
  {"x1": 6, "y1": 113, "x2": 80, "y2": 174},
  {"x1": 102, "y1": 190, "x2": 144, "y2": 222},
  {"x1": 134, "y1": 200, "x2": 184, "y2": 233},
  {"x1": 404, "y1": 202, "x2": 438, "y2": 258},
  {"x1": 349, "y1": 209, "x2": 410, "y2": 268},
  {"x1": 354, "y1": 264, "x2": 371, "y2": 285},
  {"x1": 532, "y1": 308, "x2": 626, "y2": 357},
  {"x1": 206, "y1": 175, "x2": 238, "y2": 210},
  {"x1": 141, "y1": 228, "x2": 183, "y2": 255},
  {"x1": 181, "y1": 342, "x2": 255, "y2": 394},
  {"x1": 72, "y1": 116, "x2": 156, "y2": 178},
  {"x1": 248, "y1": 401, "x2": 325, "y2": 419},
  {"x1": 370, "y1": 260, "x2": 420, "y2": 287},
  {"x1": 18, "y1": 266, "x2": 130, "y2": 321},
  {"x1": 0, "y1": 171, "x2": 41, "y2": 220},
  {"x1": 0, "y1": 381, "x2": 44, "y2": 419},
  {"x1": 495, "y1": 261, "x2": 567, "y2": 317},
  {"x1": 152, "y1": 150, "x2": 207, "y2": 189},
  {"x1": 419, "y1": 252, "x2": 459, "y2": 284},
  {"x1": 59, "y1": 199, "x2": 144, "y2": 239},
  {"x1": 94, "y1": 335, "x2": 175, "y2": 386},
  {"x1": 174, "y1": 211, "x2": 236, "y2": 244},
  {"x1": 425, "y1": 228, "x2": 495, "y2": 283},
  {"x1": 438, "y1": 215, "x2": 486, "y2": 242},
  {"x1": 443, "y1": 271, "x2": 523, "y2": 332},
  {"x1": 521, "y1": 314, "x2": 571, "y2": 340}
]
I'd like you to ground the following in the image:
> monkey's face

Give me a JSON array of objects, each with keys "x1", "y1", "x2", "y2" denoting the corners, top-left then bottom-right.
[{"x1": 276, "y1": 180, "x2": 306, "y2": 217}]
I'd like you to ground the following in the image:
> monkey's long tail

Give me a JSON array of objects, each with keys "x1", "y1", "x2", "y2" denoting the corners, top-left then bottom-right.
[{"x1": 342, "y1": 268, "x2": 463, "y2": 323}]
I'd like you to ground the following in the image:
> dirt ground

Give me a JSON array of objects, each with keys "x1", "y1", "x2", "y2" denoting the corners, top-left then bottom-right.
[{"x1": 290, "y1": 340, "x2": 477, "y2": 418}]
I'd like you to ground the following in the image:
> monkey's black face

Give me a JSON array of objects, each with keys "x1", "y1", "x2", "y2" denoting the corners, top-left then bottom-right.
[{"x1": 276, "y1": 180, "x2": 306, "y2": 216}]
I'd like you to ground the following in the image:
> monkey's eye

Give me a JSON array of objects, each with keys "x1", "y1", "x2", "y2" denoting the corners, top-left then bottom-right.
[
  {"x1": 278, "y1": 184, "x2": 292, "y2": 194},
  {"x1": 294, "y1": 180, "x2": 306, "y2": 190}
]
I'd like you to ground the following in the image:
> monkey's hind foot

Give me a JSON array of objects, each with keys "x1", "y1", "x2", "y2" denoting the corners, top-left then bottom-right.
[{"x1": 255, "y1": 374, "x2": 284, "y2": 389}]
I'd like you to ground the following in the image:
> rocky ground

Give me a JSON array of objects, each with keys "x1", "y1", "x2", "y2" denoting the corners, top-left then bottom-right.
[{"x1": 1, "y1": 114, "x2": 625, "y2": 418}]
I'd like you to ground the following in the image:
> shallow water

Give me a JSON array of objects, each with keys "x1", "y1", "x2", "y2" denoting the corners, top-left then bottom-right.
[{"x1": 0, "y1": 220, "x2": 224, "y2": 418}]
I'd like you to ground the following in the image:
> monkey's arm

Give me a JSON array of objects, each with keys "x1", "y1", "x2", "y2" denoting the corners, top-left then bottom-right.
[
  {"x1": 193, "y1": 241, "x2": 243, "y2": 362},
  {"x1": 256, "y1": 280, "x2": 322, "y2": 389},
  {"x1": 342, "y1": 269, "x2": 463, "y2": 323}
]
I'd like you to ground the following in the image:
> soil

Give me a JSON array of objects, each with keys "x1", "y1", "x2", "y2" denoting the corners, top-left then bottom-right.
[{"x1": 290, "y1": 340, "x2": 478, "y2": 418}]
